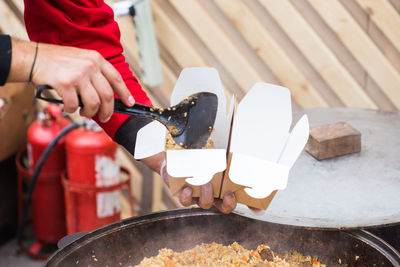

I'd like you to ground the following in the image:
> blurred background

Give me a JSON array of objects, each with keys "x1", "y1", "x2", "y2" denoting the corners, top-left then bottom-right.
[{"x1": 0, "y1": 0, "x2": 399, "y2": 265}]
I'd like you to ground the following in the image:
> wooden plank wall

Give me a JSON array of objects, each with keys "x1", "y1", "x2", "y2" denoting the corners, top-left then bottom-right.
[
  {"x1": 1, "y1": 0, "x2": 400, "y2": 214},
  {"x1": 146, "y1": 0, "x2": 400, "y2": 111}
]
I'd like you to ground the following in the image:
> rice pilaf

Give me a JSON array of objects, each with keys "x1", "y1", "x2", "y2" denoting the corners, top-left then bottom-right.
[{"x1": 135, "y1": 242, "x2": 326, "y2": 267}]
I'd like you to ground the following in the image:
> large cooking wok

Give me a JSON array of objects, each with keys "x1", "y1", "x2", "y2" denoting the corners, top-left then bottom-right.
[{"x1": 46, "y1": 208, "x2": 400, "y2": 266}]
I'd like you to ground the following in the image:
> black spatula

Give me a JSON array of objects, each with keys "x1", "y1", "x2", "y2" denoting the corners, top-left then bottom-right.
[{"x1": 35, "y1": 85, "x2": 218, "y2": 149}]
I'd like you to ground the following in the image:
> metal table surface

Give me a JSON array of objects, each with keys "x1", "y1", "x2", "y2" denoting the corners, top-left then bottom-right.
[{"x1": 238, "y1": 108, "x2": 400, "y2": 229}]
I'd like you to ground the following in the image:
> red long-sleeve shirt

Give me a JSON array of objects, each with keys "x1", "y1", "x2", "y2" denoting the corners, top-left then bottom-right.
[{"x1": 24, "y1": 0, "x2": 152, "y2": 139}]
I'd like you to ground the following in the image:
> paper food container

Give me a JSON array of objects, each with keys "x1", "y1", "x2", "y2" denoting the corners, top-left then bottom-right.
[{"x1": 135, "y1": 68, "x2": 309, "y2": 210}]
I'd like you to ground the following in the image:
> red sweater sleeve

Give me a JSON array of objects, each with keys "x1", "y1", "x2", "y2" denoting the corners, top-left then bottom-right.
[{"x1": 24, "y1": 0, "x2": 152, "y2": 138}]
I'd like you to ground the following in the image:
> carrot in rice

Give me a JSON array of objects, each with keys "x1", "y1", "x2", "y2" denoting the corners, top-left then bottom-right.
[
  {"x1": 164, "y1": 260, "x2": 174, "y2": 267},
  {"x1": 250, "y1": 250, "x2": 259, "y2": 258}
]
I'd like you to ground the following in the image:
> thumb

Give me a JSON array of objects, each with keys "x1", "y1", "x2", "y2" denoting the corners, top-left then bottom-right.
[{"x1": 159, "y1": 160, "x2": 169, "y2": 186}]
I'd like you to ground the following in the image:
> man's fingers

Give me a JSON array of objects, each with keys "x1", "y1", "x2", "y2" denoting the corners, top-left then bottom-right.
[
  {"x1": 91, "y1": 74, "x2": 114, "y2": 122},
  {"x1": 101, "y1": 60, "x2": 134, "y2": 107},
  {"x1": 179, "y1": 186, "x2": 193, "y2": 207},
  {"x1": 179, "y1": 185, "x2": 236, "y2": 212},
  {"x1": 214, "y1": 192, "x2": 237, "y2": 214},
  {"x1": 61, "y1": 87, "x2": 79, "y2": 113},
  {"x1": 248, "y1": 207, "x2": 263, "y2": 213},
  {"x1": 198, "y1": 183, "x2": 213, "y2": 210},
  {"x1": 160, "y1": 160, "x2": 169, "y2": 186},
  {"x1": 77, "y1": 81, "x2": 100, "y2": 118}
]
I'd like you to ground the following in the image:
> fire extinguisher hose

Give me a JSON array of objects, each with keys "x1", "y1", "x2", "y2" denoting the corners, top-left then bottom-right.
[{"x1": 17, "y1": 122, "x2": 82, "y2": 248}]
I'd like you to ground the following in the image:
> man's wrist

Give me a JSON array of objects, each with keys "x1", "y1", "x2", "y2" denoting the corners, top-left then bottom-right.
[{"x1": 28, "y1": 42, "x2": 39, "y2": 83}]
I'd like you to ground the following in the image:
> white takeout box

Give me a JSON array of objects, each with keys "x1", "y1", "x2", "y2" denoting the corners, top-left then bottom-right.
[{"x1": 134, "y1": 68, "x2": 309, "y2": 209}]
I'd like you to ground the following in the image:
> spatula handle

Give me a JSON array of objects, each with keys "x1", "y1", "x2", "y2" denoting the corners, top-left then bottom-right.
[
  {"x1": 36, "y1": 85, "x2": 84, "y2": 106},
  {"x1": 114, "y1": 98, "x2": 167, "y2": 124},
  {"x1": 35, "y1": 85, "x2": 168, "y2": 124}
]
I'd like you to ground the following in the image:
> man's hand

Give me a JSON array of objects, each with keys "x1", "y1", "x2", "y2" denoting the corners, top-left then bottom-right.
[
  {"x1": 178, "y1": 184, "x2": 237, "y2": 214},
  {"x1": 141, "y1": 152, "x2": 237, "y2": 214},
  {"x1": 8, "y1": 39, "x2": 135, "y2": 122}
]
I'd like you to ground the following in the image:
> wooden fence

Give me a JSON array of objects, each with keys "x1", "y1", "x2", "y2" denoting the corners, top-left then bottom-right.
[{"x1": 1, "y1": 0, "x2": 399, "y2": 214}]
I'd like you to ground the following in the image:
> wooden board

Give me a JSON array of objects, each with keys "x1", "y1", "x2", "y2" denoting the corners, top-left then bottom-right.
[
  {"x1": 356, "y1": 0, "x2": 400, "y2": 53},
  {"x1": 0, "y1": 0, "x2": 27, "y2": 39},
  {"x1": 306, "y1": 122, "x2": 361, "y2": 160},
  {"x1": 169, "y1": 0, "x2": 263, "y2": 93},
  {"x1": 260, "y1": 0, "x2": 377, "y2": 109},
  {"x1": 309, "y1": 0, "x2": 400, "y2": 109},
  {"x1": 294, "y1": 0, "x2": 398, "y2": 111},
  {"x1": 216, "y1": 0, "x2": 328, "y2": 109}
]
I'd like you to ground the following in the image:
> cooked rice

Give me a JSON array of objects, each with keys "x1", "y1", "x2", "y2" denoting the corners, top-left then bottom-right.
[
  {"x1": 166, "y1": 133, "x2": 215, "y2": 150},
  {"x1": 135, "y1": 242, "x2": 326, "y2": 267}
]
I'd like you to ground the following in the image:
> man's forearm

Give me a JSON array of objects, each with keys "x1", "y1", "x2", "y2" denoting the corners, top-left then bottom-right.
[
  {"x1": 7, "y1": 38, "x2": 36, "y2": 83},
  {"x1": 0, "y1": 35, "x2": 36, "y2": 84}
]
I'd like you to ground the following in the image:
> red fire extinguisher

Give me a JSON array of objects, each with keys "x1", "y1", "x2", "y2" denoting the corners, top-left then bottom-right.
[
  {"x1": 63, "y1": 120, "x2": 132, "y2": 234},
  {"x1": 26, "y1": 104, "x2": 70, "y2": 244}
]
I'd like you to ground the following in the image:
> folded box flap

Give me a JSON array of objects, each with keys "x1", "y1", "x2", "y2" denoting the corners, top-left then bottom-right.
[
  {"x1": 230, "y1": 82, "x2": 292, "y2": 161},
  {"x1": 212, "y1": 94, "x2": 235, "y2": 149},
  {"x1": 167, "y1": 149, "x2": 227, "y2": 186},
  {"x1": 228, "y1": 83, "x2": 309, "y2": 199},
  {"x1": 229, "y1": 152, "x2": 290, "y2": 199},
  {"x1": 279, "y1": 115, "x2": 310, "y2": 168},
  {"x1": 134, "y1": 121, "x2": 167, "y2": 159}
]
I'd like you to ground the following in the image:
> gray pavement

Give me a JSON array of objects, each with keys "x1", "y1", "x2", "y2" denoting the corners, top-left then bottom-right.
[{"x1": 0, "y1": 239, "x2": 43, "y2": 267}]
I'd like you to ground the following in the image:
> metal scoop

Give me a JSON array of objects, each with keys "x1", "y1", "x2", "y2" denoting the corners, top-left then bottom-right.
[{"x1": 35, "y1": 85, "x2": 218, "y2": 149}]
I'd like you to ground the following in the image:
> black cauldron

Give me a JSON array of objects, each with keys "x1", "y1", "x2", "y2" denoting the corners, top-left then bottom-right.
[{"x1": 45, "y1": 208, "x2": 400, "y2": 266}]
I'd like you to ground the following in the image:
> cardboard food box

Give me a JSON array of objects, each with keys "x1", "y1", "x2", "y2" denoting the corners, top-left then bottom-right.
[
  {"x1": 0, "y1": 83, "x2": 35, "y2": 162},
  {"x1": 135, "y1": 68, "x2": 309, "y2": 210}
]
